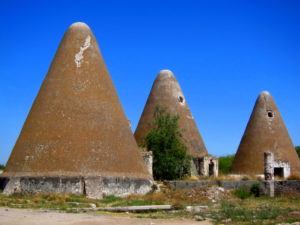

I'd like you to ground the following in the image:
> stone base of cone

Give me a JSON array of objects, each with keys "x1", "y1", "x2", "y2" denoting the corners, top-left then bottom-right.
[{"x1": 0, "y1": 176, "x2": 153, "y2": 199}]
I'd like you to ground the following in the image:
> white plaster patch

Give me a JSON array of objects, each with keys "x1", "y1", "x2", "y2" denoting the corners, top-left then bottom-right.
[
  {"x1": 75, "y1": 35, "x2": 91, "y2": 68},
  {"x1": 186, "y1": 115, "x2": 194, "y2": 120}
]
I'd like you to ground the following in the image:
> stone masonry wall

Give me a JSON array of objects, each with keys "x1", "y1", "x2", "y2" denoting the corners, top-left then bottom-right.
[
  {"x1": 165, "y1": 180, "x2": 300, "y2": 196},
  {"x1": 0, "y1": 176, "x2": 153, "y2": 199}
]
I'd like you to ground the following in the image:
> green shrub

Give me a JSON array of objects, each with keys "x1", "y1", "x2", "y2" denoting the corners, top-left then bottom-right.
[
  {"x1": 145, "y1": 106, "x2": 191, "y2": 180},
  {"x1": 218, "y1": 155, "x2": 234, "y2": 175},
  {"x1": 0, "y1": 164, "x2": 4, "y2": 170},
  {"x1": 100, "y1": 195, "x2": 122, "y2": 203},
  {"x1": 241, "y1": 176, "x2": 249, "y2": 181},
  {"x1": 234, "y1": 186, "x2": 251, "y2": 199},
  {"x1": 250, "y1": 182, "x2": 260, "y2": 197},
  {"x1": 296, "y1": 146, "x2": 300, "y2": 159}
]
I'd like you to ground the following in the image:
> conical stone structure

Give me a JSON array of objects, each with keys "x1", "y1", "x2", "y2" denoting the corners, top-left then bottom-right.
[
  {"x1": 134, "y1": 70, "x2": 208, "y2": 158},
  {"x1": 231, "y1": 91, "x2": 300, "y2": 176},
  {"x1": 1, "y1": 22, "x2": 152, "y2": 198}
]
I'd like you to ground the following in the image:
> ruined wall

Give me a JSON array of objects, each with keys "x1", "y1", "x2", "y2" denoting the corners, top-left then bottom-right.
[
  {"x1": 264, "y1": 152, "x2": 291, "y2": 179},
  {"x1": 0, "y1": 176, "x2": 153, "y2": 199},
  {"x1": 192, "y1": 156, "x2": 218, "y2": 177},
  {"x1": 165, "y1": 180, "x2": 300, "y2": 196},
  {"x1": 140, "y1": 151, "x2": 153, "y2": 175}
]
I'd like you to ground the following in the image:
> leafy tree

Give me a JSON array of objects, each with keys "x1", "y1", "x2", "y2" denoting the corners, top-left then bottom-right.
[
  {"x1": 296, "y1": 146, "x2": 300, "y2": 158},
  {"x1": 218, "y1": 154, "x2": 235, "y2": 175},
  {"x1": 145, "y1": 106, "x2": 191, "y2": 180},
  {"x1": 0, "y1": 164, "x2": 4, "y2": 170}
]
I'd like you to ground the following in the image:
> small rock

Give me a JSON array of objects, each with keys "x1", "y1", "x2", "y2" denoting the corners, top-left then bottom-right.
[
  {"x1": 186, "y1": 206, "x2": 209, "y2": 213},
  {"x1": 277, "y1": 223, "x2": 300, "y2": 225},
  {"x1": 186, "y1": 206, "x2": 193, "y2": 212},
  {"x1": 194, "y1": 215, "x2": 204, "y2": 221},
  {"x1": 288, "y1": 211, "x2": 300, "y2": 219},
  {"x1": 88, "y1": 203, "x2": 96, "y2": 209},
  {"x1": 218, "y1": 187, "x2": 225, "y2": 192},
  {"x1": 222, "y1": 218, "x2": 232, "y2": 223},
  {"x1": 68, "y1": 202, "x2": 80, "y2": 206},
  {"x1": 5, "y1": 208, "x2": 8, "y2": 211}
]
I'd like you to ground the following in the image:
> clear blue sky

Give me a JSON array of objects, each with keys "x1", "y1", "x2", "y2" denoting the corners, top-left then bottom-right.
[{"x1": 0, "y1": 0, "x2": 300, "y2": 165}]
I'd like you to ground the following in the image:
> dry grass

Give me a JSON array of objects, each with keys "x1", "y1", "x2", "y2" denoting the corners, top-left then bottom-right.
[
  {"x1": 0, "y1": 186, "x2": 299, "y2": 224},
  {"x1": 287, "y1": 174, "x2": 300, "y2": 180}
]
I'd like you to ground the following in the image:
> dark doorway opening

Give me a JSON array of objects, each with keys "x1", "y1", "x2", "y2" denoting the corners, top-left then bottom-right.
[
  {"x1": 274, "y1": 167, "x2": 284, "y2": 178},
  {"x1": 209, "y1": 160, "x2": 214, "y2": 176}
]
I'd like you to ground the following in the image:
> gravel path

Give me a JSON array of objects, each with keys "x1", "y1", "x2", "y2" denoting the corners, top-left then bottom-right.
[{"x1": 0, "y1": 207, "x2": 212, "y2": 225}]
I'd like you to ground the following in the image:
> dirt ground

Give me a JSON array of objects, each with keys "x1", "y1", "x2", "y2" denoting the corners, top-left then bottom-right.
[{"x1": 0, "y1": 207, "x2": 212, "y2": 225}]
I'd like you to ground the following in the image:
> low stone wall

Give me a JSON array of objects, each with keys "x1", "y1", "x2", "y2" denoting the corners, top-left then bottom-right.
[
  {"x1": 274, "y1": 180, "x2": 300, "y2": 195},
  {"x1": 165, "y1": 180, "x2": 300, "y2": 196},
  {"x1": 166, "y1": 180, "x2": 216, "y2": 189},
  {"x1": 0, "y1": 176, "x2": 153, "y2": 199}
]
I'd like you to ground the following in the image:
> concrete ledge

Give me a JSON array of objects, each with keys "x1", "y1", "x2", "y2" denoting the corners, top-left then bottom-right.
[
  {"x1": 96, "y1": 205, "x2": 172, "y2": 212},
  {"x1": 0, "y1": 176, "x2": 153, "y2": 199}
]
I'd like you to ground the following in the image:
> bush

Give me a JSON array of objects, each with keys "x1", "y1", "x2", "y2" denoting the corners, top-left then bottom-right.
[
  {"x1": 234, "y1": 186, "x2": 251, "y2": 199},
  {"x1": 250, "y1": 182, "x2": 260, "y2": 197},
  {"x1": 0, "y1": 164, "x2": 4, "y2": 170},
  {"x1": 234, "y1": 183, "x2": 260, "y2": 199},
  {"x1": 218, "y1": 155, "x2": 234, "y2": 175},
  {"x1": 145, "y1": 106, "x2": 191, "y2": 180},
  {"x1": 296, "y1": 146, "x2": 300, "y2": 158}
]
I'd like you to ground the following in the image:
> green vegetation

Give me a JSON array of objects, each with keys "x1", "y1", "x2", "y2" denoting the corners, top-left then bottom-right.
[
  {"x1": 296, "y1": 146, "x2": 300, "y2": 158},
  {"x1": 234, "y1": 183, "x2": 261, "y2": 199},
  {"x1": 218, "y1": 154, "x2": 234, "y2": 174},
  {"x1": 234, "y1": 186, "x2": 251, "y2": 199},
  {"x1": 99, "y1": 195, "x2": 122, "y2": 204},
  {"x1": 210, "y1": 200, "x2": 284, "y2": 223},
  {"x1": 145, "y1": 106, "x2": 191, "y2": 180},
  {"x1": 0, "y1": 164, "x2": 4, "y2": 170},
  {"x1": 250, "y1": 182, "x2": 260, "y2": 197},
  {"x1": 0, "y1": 186, "x2": 300, "y2": 224}
]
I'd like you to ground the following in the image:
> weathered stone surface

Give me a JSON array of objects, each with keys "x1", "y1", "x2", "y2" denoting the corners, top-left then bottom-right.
[
  {"x1": 1, "y1": 176, "x2": 153, "y2": 198},
  {"x1": 231, "y1": 91, "x2": 300, "y2": 176},
  {"x1": 101, "y1": 177, "x2": 153, "y2": 197},
  {"x1": 264, "y1": 152, "x2": 291, "y2": 179},
  {"x1": 186, "y1": 205, "x2": 208, "y2": 213},
  {"x1": 84, "y1": 177, "x2": 103, "y2": 199},
  {"x1": 3, "y1": 177, "x2": 83, "y2": 195},
  {"x1": 96, "y1": 205, "x2": 172, "y2": 212},
  {"x1": 140, "y1": 151, "x2": 153, "y2": 175},
  {"x1": 2, "y1": 177, "x2": 21, "y2": 195},
  {"x1": 165, "y1": 180, "x2": 300, "y2": 196},
  {"x1": 193, "y1": 156, "x2": 218, "y2": 177}
]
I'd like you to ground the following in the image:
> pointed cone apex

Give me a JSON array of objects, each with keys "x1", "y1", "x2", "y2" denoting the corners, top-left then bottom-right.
[
  {"x1": 134, "y1": 70, "x2": 208, "y2": 157},
  {"x1": 231, "y1": 91, "x2": 300, "y2": 176},
  {"x1": 3, "y1": 23, "x2": 151, "y2": 180}
]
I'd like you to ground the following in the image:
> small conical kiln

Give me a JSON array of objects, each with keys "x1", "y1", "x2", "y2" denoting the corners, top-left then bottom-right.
[
  {"x1": 135, "y1": 70, "x2": 217, "y2": 176},
  {"x1": 231, "y1": 91, "x2": 300, "y2": 177}
]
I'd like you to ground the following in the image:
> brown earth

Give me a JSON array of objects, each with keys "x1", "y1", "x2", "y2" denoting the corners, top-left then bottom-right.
[{"x1": 0, "y1": 207, "x2": 212, "y2": 225}]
